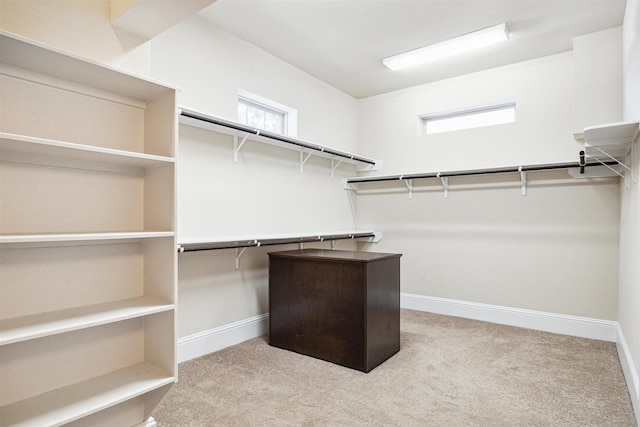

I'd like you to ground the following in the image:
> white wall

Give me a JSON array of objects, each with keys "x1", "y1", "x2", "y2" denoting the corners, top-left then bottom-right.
[
  {"x1": 358, "y1": 52, "x2": 582, "y2": 174},
  {"x1": 0, "y1": 0, "x2": 150, "y2": 74},
  {"x1": 148, "y1": 16, "x2": 361, "y2": 337},
  {"x1": 355, "y1": 51, "x2": 621, "y2": 320},
  {"x1": 572, "y1": 27, "x2": 623, "y2": 137},
  {"x1": 620, "y1": 0, "x2": 640, "y2": 416}
]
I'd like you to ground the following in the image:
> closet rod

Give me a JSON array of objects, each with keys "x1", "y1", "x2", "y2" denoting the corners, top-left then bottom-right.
[
  {"x1": 180, "y1": 109, "x2": 377, "y2": 166},
  {"x1": 345, "y1": 160, "x2": 619, "y2": 184},
  {"x1": 178, "y1": 232, "x2": 377, "y2": 253}
]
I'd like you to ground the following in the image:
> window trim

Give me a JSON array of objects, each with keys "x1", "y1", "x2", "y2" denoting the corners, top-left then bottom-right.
[
  {"x1": 237, "y1": 89, "x2": 298, "y2": 137},
  {"x1": 419, "y1": 101, "x2": 516, "y2": 135}
]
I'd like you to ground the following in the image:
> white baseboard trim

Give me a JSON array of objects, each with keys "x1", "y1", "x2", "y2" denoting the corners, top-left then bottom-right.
[
  {"x1": 176, "y1": 295, "x2": 637, "y2": 424},
  {"x1": 178, "y1": 313, "x2": 269, "y2": 363},
  {"x1": 400, "y1": 293, "x2": 618, "y2": 342},
  {"x1": 616, "y1": 323, "x2": 640, "y2": 422},
  {"x1": 134, "y1": 417, "x2": 157, "y2": 427}
]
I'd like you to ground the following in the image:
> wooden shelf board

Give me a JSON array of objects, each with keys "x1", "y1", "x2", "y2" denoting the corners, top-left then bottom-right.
[
  {"x1": 0, "y1": 362, "x2": 174, "y2": 427},
  {"x1": 584, "y1": 120, "x2": 639, "y2": 146},
  {"x1": 0, "y1": 297, "x2": 174, "y2": 346},
  {"x1": 0, "y1": 133, "x2": 174, "y2": 168},
  {"x1": 0, "y1": 231, "x2": 174, "y2": 246},
  {"x1": 0, "y1": 31, "x2": 176, "y2": 101}
]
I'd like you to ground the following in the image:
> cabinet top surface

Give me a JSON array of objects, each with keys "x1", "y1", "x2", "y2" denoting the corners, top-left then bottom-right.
[{"x1": 269, "y1": 249, "x2": 401, "y2": 262}]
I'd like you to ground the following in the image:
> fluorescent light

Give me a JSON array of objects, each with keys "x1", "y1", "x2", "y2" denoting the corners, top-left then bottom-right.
[
  {"x1": 383, "y1": 23, "x2": 509, "y2": 71},
  {"x1": 422, "y1": 102, "x2": 516, "y2": 135}
]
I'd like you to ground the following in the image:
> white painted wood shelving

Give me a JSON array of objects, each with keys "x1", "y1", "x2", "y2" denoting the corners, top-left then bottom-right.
[
  {"x1": 179, "y1": 107, "x2": 381, "y2": 175},
  {"x1": 178, "y1": 230, "x2": 382, "y2": 269},
  {"x1": 0, "y1": 31, "x2": 177, "y2": 426},
  {"x1": 583, "y1": 120, "x2": 639, "y2": 186}
]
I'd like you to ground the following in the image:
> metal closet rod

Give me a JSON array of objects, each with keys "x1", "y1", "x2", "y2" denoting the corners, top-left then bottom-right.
[
  {"x1": 180, "y1": 110, "x2": 377, "y2": 166},
  {"x1": 345, "y1": 160, "x2": 619, "y2": 184},
  {"x1": 178, "y1": 232, "x2": 377, "y2": 253}
]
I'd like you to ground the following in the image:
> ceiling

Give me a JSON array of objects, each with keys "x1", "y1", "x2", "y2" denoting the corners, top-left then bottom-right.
[{"x1": 198, "y1": 0, "x2": 627, "y2": 99}]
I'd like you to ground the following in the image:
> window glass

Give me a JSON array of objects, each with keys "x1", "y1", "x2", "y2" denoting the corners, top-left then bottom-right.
[{"x1": 238, "y1": 97, "x2": 286, "y2": 135}]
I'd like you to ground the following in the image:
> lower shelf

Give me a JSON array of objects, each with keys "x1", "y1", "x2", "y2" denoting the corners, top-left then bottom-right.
[
  {"x1": 0, "y1": 362, "x2": 174, "y2": 427},
  {"x1": 0, "y1": 297, "x2": 174, "y2": 346}
]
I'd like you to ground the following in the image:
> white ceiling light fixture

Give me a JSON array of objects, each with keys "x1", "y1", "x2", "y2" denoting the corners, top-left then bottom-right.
[{"x1": 383, "y1": 23, "x2": 510, "y2": 71}]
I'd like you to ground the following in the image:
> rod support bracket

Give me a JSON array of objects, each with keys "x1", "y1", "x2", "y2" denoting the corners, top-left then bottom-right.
[
  {"x1": 300, "y1": 151, "x2": 312, "y2": 173},
  {"x1": 403, "y1": 178, "x2": 413, "y2": 199},
  {"x1": 437, "y1": 173, "x2": 449, "y2": 199},
  {"x1": 234, "y1": 246, "x2": 248, "y2": 269},
  {"x1": 331, "y1": 158, "x2": 344, "y2": 178},
  {"x1": 233, "y1": 134, "x2": 249, "y2": 163},
  {"x1": 519, "y1": 166, "x2": 527, "y2": 196}
]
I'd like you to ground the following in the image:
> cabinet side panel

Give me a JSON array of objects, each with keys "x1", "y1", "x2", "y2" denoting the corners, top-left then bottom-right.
[
  {"x1": 0, "y1": 243, "x2": 144, "y2": 319},
  {"x1": 145, "y1": 91, "x2": 177, "y2": 158},
  {"x1": 0, "y1": 74, "x2": 145, "y2": 152},
  {"x1": 144, "y1": 164, "x2": 175, "y2": 232},
  {"x1": 144, "y1": 311, "x2": 176, "y2": 376},
  {"x1": 269, "y1": 256, "x2": 365, "y2": 370},
  {"x1": 143, "y1": 237, "x2": 176, "y2": 304},
  {"x1": 0, "y1": 319, "x2": 144, "y2": 406},
  {"x1": 365, "y1": 257, "x2": 401, "y2": 371}
]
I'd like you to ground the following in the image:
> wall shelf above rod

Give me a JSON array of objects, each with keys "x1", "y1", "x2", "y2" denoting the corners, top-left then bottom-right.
[
  {"x1": 583, "y1": 120, "x2": 638, "y2": 187},
  {"x1": 178, "y1": 231, "x2": 382, "y2": 268},
  {"x1": 342, "y1": 160, "x2": 621, "y2": 198},
  {"x1": 179, "y1": 108, "x2": 381, "y2": 173}
]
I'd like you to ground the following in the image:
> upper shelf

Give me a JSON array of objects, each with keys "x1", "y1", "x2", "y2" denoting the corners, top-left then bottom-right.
[
  {"x1": 0, "y1": 30, "x2": 175, "y2": 100},
  {"x1": 179, "y1": 108, "x2": 381, "y2": 172},
  {"x1": 583, "y1": 120, "x2": 639, "y2": 160},
  {"x1": 0, "y1": 132, "x2": 174, "y2": 171}
]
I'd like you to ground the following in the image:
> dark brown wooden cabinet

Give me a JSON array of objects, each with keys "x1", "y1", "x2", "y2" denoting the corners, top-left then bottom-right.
[{"x1": 268, "y1": 249, "x2": 401, "y2": 372}]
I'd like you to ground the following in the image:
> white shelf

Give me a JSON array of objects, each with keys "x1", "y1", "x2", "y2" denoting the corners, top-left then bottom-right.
[
  {"x1": 0, "y1": 297, "x2": 174, "y2": 346},
  {"x1": 0, "y1": 231, "x2": 174, "y2": 246},
  {"x1": 0, "y1": 30, "x2": 175, "y2": 101},
  {"x1": 179, "y1": 108, "x2": 381, "y2": 172},
  {"x1": 0, "y1": 362, "x2": 174, "y2": 427},
  {"x1": 1, "y1": 30, "x2": 177, "y2": 425},
  {"x1": 584, "y1": 120, "x2": 639, "y2": 160},
  {"x1": 0, "y1": 133, "x2": 174, "y2": 169},
  {"x1": 178, "y1": 230, "x2": 381, "y2": 252}
]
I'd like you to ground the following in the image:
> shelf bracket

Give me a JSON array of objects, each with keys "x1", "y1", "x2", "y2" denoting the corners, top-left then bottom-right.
[
  {"x1": 300, "y1": 151, "x2": 312, "y2": 173},
  {"x1": 437, "y1": 173, "x2": 449, "y2": 199},
  {"x1": 402, "y1": 177, "x2": 413, "y2": 200},
  {"x1": 519, "y1": 166, "x2": 527, "y2": 196},
  {"x1": 233, "y1": 134, "x2": 249, "y2": 163},
  {"x1": 234, "y1": 247, "x2": 247, "y2": 269},
  {"x1": 234, "y1": 241, "x2": 258, "y2": 269},
  {"x1": 331, "y1": 159, "x2": 343, "y2": 178},
  {"x1": 589, "y1": 146, "x2": 631, "y2": 186}
]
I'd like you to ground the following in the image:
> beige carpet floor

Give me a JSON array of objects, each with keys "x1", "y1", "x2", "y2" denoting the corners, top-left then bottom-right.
[{"x1": 152, "y1": 309, "x2": 636, "y2": 426}]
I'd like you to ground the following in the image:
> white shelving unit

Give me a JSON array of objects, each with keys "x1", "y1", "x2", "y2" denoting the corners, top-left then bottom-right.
[
  {"x1": 583, "y1": 120, "x2": 639, "y2": 186},
  {"x1": 0, "y1": 31, "x2": 177, "y2": 427}
]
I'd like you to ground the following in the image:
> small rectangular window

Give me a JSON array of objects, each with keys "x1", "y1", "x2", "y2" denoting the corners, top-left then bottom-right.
[
  {"x1": 238, "y1": 97, "x2": 285, "y2": 134},
  {"x1": 421, "y1": 102, "x2": 516, "y2": 135},
  {"x1": 237, "y1": 90, "x2": 297, "y2": 137}
]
